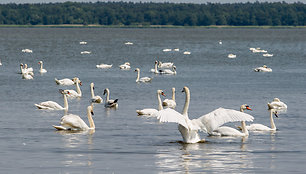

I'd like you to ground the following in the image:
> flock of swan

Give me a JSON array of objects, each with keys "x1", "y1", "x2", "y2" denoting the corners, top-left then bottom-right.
[{"x1": 12, "y1": 40, "x2": 287, "y2": 144}]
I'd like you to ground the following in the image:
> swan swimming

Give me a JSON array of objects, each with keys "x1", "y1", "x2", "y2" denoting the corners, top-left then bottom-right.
[
  {"x1": 245, "y1": 106, "x2": 279, "y2": 131},
  {"x1": 159, "y1": 66, "x2": 176, "y2": 75},
  {"x1": 119, "y1": 62, "x2": 131, "y2": 70},
  {"x1": 55, "y1": 78, "x2": 76, "y2": 86},
  {"x1": 96, "y1": 63, "x2": 112, "y2": 69},
  {"x1": 162, "y1": 87, "x2": 176, "y2": 109},
  {"x1": 64, "y1": 77, "x2": 82, "y2": 98},
  {"x1": 268, "y1": 98, "x2": 287, "y2": 110},
  {"x1": 35, "y1": 89, "x2": 69, "y2": 111},
  {"x1": 38, "y1": 61, "x2": 47, "y2": 73},
  {"x1": 53, "y1": 104, "x2": 95, "y2": 131},
  {"x1": 158, "y1": 61, "x2": 174, "y2": 69},
  {"x1": 254, "y1": 65, "x2": 272, "y2": 72},
  {"x1": 135, "y1": 68, "x2": 152, "y2": 83},
  {"x1": 150, "y1": 60, "x2": 159, "y2": 74},
  {"x1": 212, "y1": 104, "x2": 253, "y2": 136},
  {"x1": 154, "y1": 86, "x2": 254, "y2": 143},
  {"x1": 103, "y1": 88, "x2": 118, "y2": 108},
  {"x1": 228, "y1": 54, "x2": 236, "y2": 58},
  {"x1": 136, "y1": 90, "x2": 166, "y2": 116},
  {"x1": 90, "y1": 82, "x2": 103, "y2": 103}
]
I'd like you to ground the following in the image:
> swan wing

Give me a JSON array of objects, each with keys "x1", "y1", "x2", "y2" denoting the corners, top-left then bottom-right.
[
  {"x1": 136, "y1": 108, "x2": 158, "y2": 116},
  {"x1": 156, "y1": 108, "x2": 188, "y2": 129},
  {"x1": 60, "y1": 114, "x2": 88, "y2": 130},
  {"x1": 192, "y1": 107, "x2": 254, "y2": 134},
  {"x1": 35, "y1": 101, "x2": 62, "y2": 110}
]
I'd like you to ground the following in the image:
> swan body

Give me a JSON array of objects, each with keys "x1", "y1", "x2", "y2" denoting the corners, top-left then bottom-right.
[
  {"x1": 125, "y1": 42, "x2": 133, "y2": 45},
  {"x1": 162, "y1": 87, "x2": 176, "y2": 109},
  {"x1": 22, "y1": 49, "x2": 33, "y2": 53},
  {"x1": 80, "y1": 41, "x2": 87, "y2": 45},
  {"x1": 183, "y1": 51, "x2": 191, "y2": 55},
  {"x1": 38, "y1": 61, "x2": 47, "y2": 73},
  {"x1": 159, "y1": 66, "x2": 176, "y2": 75},
  {"x1": 212, "y1": 104, "x2": 253, "y2": 136},
  {"x1": 96, "y1": 64, "x2": 112, "y2": 69},
  {"x1": 53, "y1": 105, "x2": 95, "y2": 131},
  {"x1": 246, "y1": 108, "x2": 278, "y2": 131},
  {"x1": 119, "y1": 62, "x2": 131, "y2": 70},
  {"x1": 228, "y1": 54, "x2": 236, "y2": 58},
  {"x1": 64, "y1": 77, "x2": 82, "y2": 98},
  {"x1": 135, "y1": 68, "x2": 152, "y2": 83},
  {"x1": 219, "y1": 40, "x2": 222, "y2": 45},
  {"x1": 81, "y1": 51, "x2": 91, "y2": 54},
  {"x1": 35, "y1": 89, "x2": 69, "y2": 111},
  {"x1": 0, "y1": 59, "x2": 2, "y2": 66},
  {"x1": 103, "y1": 88, "x2": 118, "y2": 108},
  {"x1": 22, "y1": 72, "x2": 34, "y2": 80},
  {"x1": 24, "y1": 64, "x2": 33, "y2": 73},
  {"x1": 268, "y1": 98, "x2": 287, "y2": 110},
  {"x1": 155, "y1": 86, "x2": 254, "y2": 143},
  {"x1": 254, "y1": 65, "x2": 272, "y2": 72},
  {"x1": 136, "y1": 90, "x2": 165, "y2": 116},
  {"x1": 90, "y1": 82, "x2": 103, "y2": 103},
  {"x1": 55, "y1": 78, "x2": 75, "y2": 86},
  {"x1": 158, "y1": 61, "x2": 174, "y2": 69},
  {"x1": 263, "y1": 53, "x2": 273, "y2": 57}
]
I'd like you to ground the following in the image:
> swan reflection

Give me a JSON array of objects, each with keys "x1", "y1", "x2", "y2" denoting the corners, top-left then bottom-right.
[{"x1": 155, "y1": 137, "x2": 254, "y2": 173}]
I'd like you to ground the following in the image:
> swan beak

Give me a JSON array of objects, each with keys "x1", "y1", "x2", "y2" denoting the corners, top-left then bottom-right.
[
  {"x1": 79, "y1": 81, "x2": 82, "y2": 86},
  {"x1": 246, "y1": 106, "x2": 252, "y2": 110},
  {"x1": 161, "y1": 92, "x2": 166, "y2": 97},
  {"x1": 91, "y1": 111, "x2": 94, "y2": 115},
  {"x1": 274, "y1": 112, "x2": 278, "y2": 118}
]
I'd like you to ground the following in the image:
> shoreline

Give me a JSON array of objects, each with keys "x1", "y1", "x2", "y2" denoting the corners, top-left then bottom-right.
[{"x1": 0, "y1": 24, "x2": 304, "y2": 29}]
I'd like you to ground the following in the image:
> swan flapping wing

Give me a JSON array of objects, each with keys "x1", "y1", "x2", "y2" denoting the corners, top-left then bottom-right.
[
  {"x1": 156, "y1": 108, "x2": 189, "y2": 129},
  {"x1": 192, "y1": 107, "x2": 254, "y2": 134}
]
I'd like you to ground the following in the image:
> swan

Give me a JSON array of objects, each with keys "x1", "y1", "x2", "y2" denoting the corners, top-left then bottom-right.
[
  {"x1": 150, "y1": 60, "x2": 159, "y2": 74},
  {"x1": 24, "y1": 64, "x2": 33, "y2": 73},
  {"x1": 135, "y1": 68, "x2": 152, "y2": 83},
  {"x1": 119, "y1": 62, "x2": 131, "y2": 70},
  {"x1": 64, "y1": 77, "x2": 82, "y2": 98},
  {"x1": 96, "y1": 63, "x2": 112, "y2": 69},
  {"x1": 35, "y1": 89, "x2": 69, "y2": 111},
  {"x1": 81, "y1": 51, "x2": 91, "y2": 54},
  {"x1": 19, "y1": 63, "x2": 33, "y2": 76},
  {"x1": 22, "y1": 49, "x2": 33, "y2": 53},
  {"x1": 219, "y1": 40, "x2": 222, "y2": 45},
  {"x1": 53, "y1": 105, "x2": 95, "y2": 131},
  {"x1": 38, "y1": 61, "x2": 47, "y2": 73},
  {"x1": 103, "y1": 88, "x2": 118, "y2": 108},
  {"x1": 154, "y1": 86, "x2": 254, "y2": 143},
  {"x1": 245, "y1": 106, "x2": 279, "y2": 131},
  {"x1": 90, "y1": 82, "x2": 103, "y2": 103},
  {"x1": 263, "y1": 53, "x2": 273, "y2": 57},
  {"x1": 254, "y1": 65, "x2": 272, "y2": 72},
  {"x1": 80, "y1": 41, "x2": 87, "y2": 45},
  {"x1": 183, "y1": 51, "x2": 191, "y2": 55},
  {"x1": 159, "y1": 66, "x2": 176, "y2": 75},
  {"x1": 212, "y1": 104, "x2": 253, "y2": 136},
  {"x1": 22, "y1": 72, "x2": 34, "y2": 80},
  {"x1": 162, "y1": 87, "x2": 176, "y2": 109},
  {"x1": 136, "y1": 90, "x2": 166, "y2": 116},
  {"x1": 158, "y1": 61, "x2": 174, "y2": 69},
  {"x1": 228, "y1": 54, "x2": 236, "y2": 58},
  {"x1": 268, "y1": 98, "x2": 287, "y2": 110},
  {"x1": 0, "y1": 59, "x2": 2, "y2": 66},
  {"x1": 55, "y1": 78, "x2": 75, "y2": 86}
]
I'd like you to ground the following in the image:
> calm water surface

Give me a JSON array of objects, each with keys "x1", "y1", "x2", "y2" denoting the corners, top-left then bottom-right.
[{"x1": 0, "y1": 28, "x2": 305, "y2": 173}]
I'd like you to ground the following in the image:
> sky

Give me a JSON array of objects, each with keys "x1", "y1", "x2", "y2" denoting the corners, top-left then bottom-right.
[{"x1": 0, "y1": 0, "x2": 303, "y2": 4}]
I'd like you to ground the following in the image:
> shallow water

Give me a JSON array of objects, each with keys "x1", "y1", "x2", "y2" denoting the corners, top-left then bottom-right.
[{"x1": 0, "y1": 27, "x2": 305, "y2": 173}]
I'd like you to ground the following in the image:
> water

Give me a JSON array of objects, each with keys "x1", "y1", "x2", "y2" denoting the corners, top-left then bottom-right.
[{"x1": 0, "y1": 27, "x2": 305, "y2": 173}]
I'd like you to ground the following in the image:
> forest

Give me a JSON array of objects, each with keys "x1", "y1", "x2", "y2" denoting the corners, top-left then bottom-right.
[{"x1": 0, "y1": 1, "x2": 304, "y2": 26}]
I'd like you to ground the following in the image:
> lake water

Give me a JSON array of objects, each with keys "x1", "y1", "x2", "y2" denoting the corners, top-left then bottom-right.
[{"x1": 0, "y1": 27, "x2": 305, "y2": 173}]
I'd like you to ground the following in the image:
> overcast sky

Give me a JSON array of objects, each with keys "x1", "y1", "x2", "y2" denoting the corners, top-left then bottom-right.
[{"x1": 0, "y1": 0, "x2": 303, "y2": 4}]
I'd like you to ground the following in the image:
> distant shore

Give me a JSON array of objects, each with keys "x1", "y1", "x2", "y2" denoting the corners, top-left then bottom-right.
[{"x1": 0, "y1": 24, "x2": 304, "y2": 29}]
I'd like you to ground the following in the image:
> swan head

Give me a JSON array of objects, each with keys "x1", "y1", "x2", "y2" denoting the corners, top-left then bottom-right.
[
  {"x1": 272, "y1": 98, "x2": 281, "y2": 102},
  {"x1": 20, "y1": 63, "x2": 24, "y2": 67},
  {"x1": 88, "y1": 105, "x2": 94, "y2": 116},
  {"x1": 181, "y1": 86, "x2": 189, "y2": 93},
  {"x1": 72, "y1": 77, "x2": 82, "y2": 86},
  {"x1": 38, "y1": 61, "x2": 43, "y2": 64},
  {"x1": 59, "y1": 89, "x2": 70, "y2": 95},
  {"x1": 241, "y1": 104, "x2": 252, "y2": 111},
  {"x1": 134, "y1": 68, "x2": 140, "y2": 72},
  {"x1": 103, "y1": 88, "x2": 109, "y2": 95},
  {"x1": 270, "y1": 109, "x2": 279, "y2": 118},
  {"x1": 90, "y1": 82, "x2": 94, "y2": 89},
  {"x1": 157, "y1": 90, "x2": 166, "y2": 97},
  {"x1": 263, "y1": 65, "x2": 268, "y2": 68}
]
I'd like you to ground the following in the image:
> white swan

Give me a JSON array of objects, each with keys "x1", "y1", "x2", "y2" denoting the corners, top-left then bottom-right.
[
  {"x1": 64, "y1": 77, "x2": 82, "y2": 98},
  {"x1": 254, "y1": 65, "x2": 272, "y2": 72},
  {"x1": 90, "y1": 82, "x2": 103, "y2": 103},
  {"x1": 55, "y1": 78, "x2": 75, "y2": 86},
  {"x1": 150, "y1": 60, "x2": 159, "y2": 74},
  {"x1": 155, "y1": 86, "x2": 254, "y2": 143},
  {"x1": 159, "y1": 66, "x2": 176, "y2": 75},
  {"x1": 96, "y1": 63, "x2": 112, "y2": 69},
  {"x1": 24, "y1": 64, "x2": 33, "y2": 73},
  {"x1": 162, "y1": 87, "x2": 176, "y2": 109},
  {"x1": 81, "y1": 51, "x2": 91, "y2": 54},
  {"x1": 245, "y1": 107, "x2": 279, "y2": 131},
  {"x1": 212, "y1": 104, "x2": 253, "y2": 136},
  {"x1": 80, "y1": 41, "x2": 87, "y2": 45},
  {"x1": 35, "y1": 89, "x2": 69, "y2": 111},
  {"x1": 158, "y1": 61, "x2": 174, "y2": 69},
  {"x1": 53, "y1": 105, "x2": 95, "y2": 131},
  {"x1": 0, "y1": 59, "x2": 2, "y2": 66},
  {"x1": 103, "y1": 88, "x2": 118, "y2": 108},
  {"x1": 38, "y1": 61, "x2": 47, "y2": 73},
  {"x1": 135, "y1": 68, "x2": 152, "y2": 83},
  {"x1": 228, "y1": 54, "x2": 236, "y2": 58},
  {"x1": 268, "y1": 98, "x2": 287, "y2": 110},
  {"x1": 136, "y1": 90, "x2": 166, "y2": 116},
  {"x1": 22, "y1": 72, "x2": 34, "y2": 80},
  {"x1": 119, "y1": 62, "x2": 131, "y2": 70}
]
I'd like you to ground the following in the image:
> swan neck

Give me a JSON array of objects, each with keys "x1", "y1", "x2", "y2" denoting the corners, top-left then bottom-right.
[
  {"x1": 40, "y1": 62, "x2": 43, "y2": 70},
  {"x1": 182, "y1": 88, "x2": 190, "y2": 118},
  {"x1": 172, "y1": 89, "x2": 175, "y2": 101},
  {"x1": 270, "y1": 109, "x2": 276, "y2": 130},
  {"x1": 90, "y1": 85, "x2": 95, "y2": 98},
  {"x1": 106, "y1": 89, "x2": 110, "y2": 102},
  {"x1": 157, "y1": 91, "x2": 163, "y2": 111},
  {"x1": 136, "y1": 70, "x2": 140, "y2": 82},
  {"x1": 75, "y1": 81, "x2": 82, "y2": 95},
  {"x1": 154, "y1": 62, "x2": 158, "y2": 73},
  {"x1": 241, "y1": 121, "x2": 249, "y2": 135},
  {"x1": 63, "y1": 93, "x2": 68, "y2": 111},
  {"x1": 87, "y1": 106, "x2": 95, "y2": 129}
]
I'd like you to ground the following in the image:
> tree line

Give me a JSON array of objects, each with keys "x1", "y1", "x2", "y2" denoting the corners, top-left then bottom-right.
[{"x1": 0, "y1": 1, "x2": 304, "y2": 26}]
